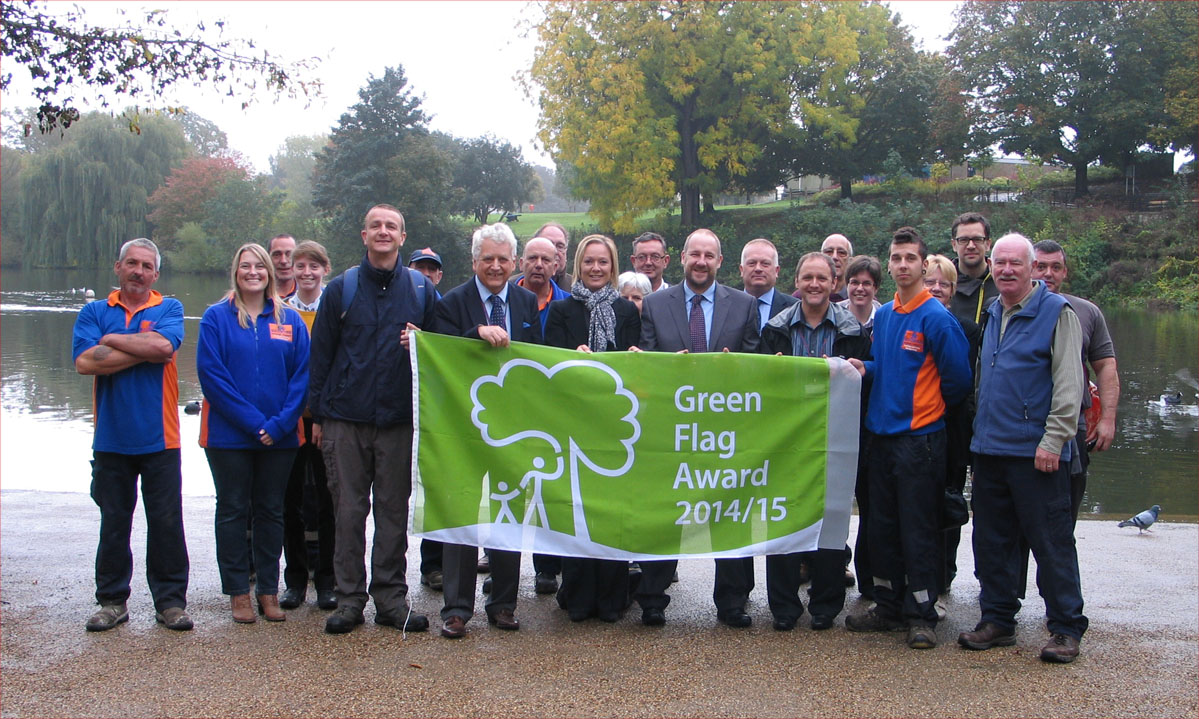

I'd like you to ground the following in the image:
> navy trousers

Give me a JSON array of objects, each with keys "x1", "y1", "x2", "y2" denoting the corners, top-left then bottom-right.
[
  {"x1": 972, "y1": 453, "x2": 1088, "y2": 640},
  {"x1": 90, "y1": 449, "x2": 189, "y2": 610},
  {"x1": 867, "y1": 430, "x2": 945, "y2": 626}
]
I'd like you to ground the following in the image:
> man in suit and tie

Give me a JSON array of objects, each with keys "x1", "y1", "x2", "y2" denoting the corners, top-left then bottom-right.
[
  {"x1": 637, "y1": 228, "x2": 761, "y2": 628},
  {"x1": 740, "y1": 238, "x2": 797, "y2": 330},
  {"x1": 432, "y1": 222, "x2": 542, "y2": 639}
]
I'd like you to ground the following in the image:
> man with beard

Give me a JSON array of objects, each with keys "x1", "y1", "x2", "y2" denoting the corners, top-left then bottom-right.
[{"x1": 638, "y1": 228, "x2": 760, "y2": 627}]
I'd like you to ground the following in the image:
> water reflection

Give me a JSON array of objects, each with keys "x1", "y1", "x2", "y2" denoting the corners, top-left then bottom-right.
[{"x1": 2, "y1": 268, "x2": 1196, "y2": 517}]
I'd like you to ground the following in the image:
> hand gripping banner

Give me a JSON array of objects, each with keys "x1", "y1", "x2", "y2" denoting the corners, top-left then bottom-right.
[{"x1": 410, "y1": 332, "x2": 860, "y2": 560}]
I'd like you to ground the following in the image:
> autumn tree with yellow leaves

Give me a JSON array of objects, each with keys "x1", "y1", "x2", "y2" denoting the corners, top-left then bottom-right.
[{"x1": 527, "y1": 2, "x2": 871, "y2": 232}]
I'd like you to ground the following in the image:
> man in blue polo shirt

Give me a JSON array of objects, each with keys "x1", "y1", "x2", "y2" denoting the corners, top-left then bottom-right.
[{"x1": 73, "y1": 238, "x2": 192, "y2": 632}]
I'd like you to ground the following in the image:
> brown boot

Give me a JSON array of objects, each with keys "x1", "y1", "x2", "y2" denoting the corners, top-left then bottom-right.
[
  {"x1": 257, "y1": 594, "x2": 286, "y2": 622},
  {"x1": 231, "y1": 594, "x2": 256, "y2": 623}
]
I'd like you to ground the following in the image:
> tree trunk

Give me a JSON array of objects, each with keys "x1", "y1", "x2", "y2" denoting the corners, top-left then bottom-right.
[
  {"x1": 1073, "y1": 161, "x2": 1089, "y2": 196},
  {"x1": 839, "y1": 175, "x2": 854, "y2": 201},
  {"x1": 677, "y1": 96, "x2": 701, "y2": 228},
  {"x1": 703, "y1": 197, "x2": 716, "y2": 214}
]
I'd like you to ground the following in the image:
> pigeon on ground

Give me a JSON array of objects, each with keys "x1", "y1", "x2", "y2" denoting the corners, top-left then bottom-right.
[
  {"x1": 1161, "y1": 391, "x2": 1184, "y2": 406},
  {"x1": 184, "y1": 400, "x2": 202, "y2": 415},
  {"x1": 1118, "y1": 505, "x2": 1161, "y2": 533}
]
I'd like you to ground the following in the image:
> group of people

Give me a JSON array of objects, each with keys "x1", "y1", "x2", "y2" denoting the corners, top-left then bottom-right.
[{"x1": 73, "y1": 204, "x2": 1118, "y2": 665}]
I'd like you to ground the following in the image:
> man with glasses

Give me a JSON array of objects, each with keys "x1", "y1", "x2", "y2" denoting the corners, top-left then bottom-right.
[
  {"x1": 821, "y1": 234, "x2": 854, "y2": 302},
  {"x1": 948, "y1": 213, "x2": 998, "y2": 324},
  {"x1": 630, "y1": 232, "x2": 671, "y2": 293}
]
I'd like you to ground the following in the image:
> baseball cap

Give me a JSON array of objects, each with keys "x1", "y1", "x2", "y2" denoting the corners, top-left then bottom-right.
[{"x1": 408, "y1": 248, "x2": 442, "y2": 267}]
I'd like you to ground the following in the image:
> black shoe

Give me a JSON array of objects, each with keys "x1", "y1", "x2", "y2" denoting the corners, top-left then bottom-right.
[
  {"x1": 810, "y1": 614, "x2": 834, "y2": 631},
  {"x1": 772, "y1": 616, "x2": 797, "y2": 631},
  {"x1": 375, "y1": 610, "x2": 429, "y2": 632},
  {"x1": 718, "y1": 609, "x2": 752, "y2": 628},
  {"x1": 316, "y1": 589, "x2": 337, "y2": 611},
  {"x1": 324, "y1": 606, "x2": 364, "y2": 634},
  {"x1": 845, "y1": 607, "x2": 906, "y2": 633},
  {"x1": 482, "y1": 576, "x2": 493, "y2": 594},
  {"x1": 598, "y1": 610, "x2": 620, "y2": 623},
  {"x1": 278, "y1": 587, "x2": 305, "y2": 609},
  {"x1": 641, "y1": 608, "x2": 666, "y2": 626},
  {"x1": 534, "y1": 572, "x2": 559, "y2": 594}
]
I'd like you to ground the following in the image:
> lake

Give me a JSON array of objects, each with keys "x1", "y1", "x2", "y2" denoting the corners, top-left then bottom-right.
[{"x1": 2, "y1": 267, "x2": 1196, "y2": 520}]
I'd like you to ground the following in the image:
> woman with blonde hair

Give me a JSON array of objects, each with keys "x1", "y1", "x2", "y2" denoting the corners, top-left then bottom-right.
[
  {"x1": 544, "y1": 234, "x2": 640, "y2": 621},
  {"x1": 197, "y1": 243, "x2": 310, "y2": 623}
]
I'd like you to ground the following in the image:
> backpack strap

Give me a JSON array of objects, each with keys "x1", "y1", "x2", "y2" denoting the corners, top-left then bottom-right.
[
  {"x1": 339, "y1": 265, "x2": 428, "y2": 320},
  {"x1": 339, "y1": 266, "x2": 359, "y2": 320}
]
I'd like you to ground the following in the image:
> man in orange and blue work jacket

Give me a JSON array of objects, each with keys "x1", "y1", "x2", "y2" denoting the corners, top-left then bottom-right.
[
  {"x1": 72, "y1": 238, "x2": 192, "y2": 632},
  {"x1": 845, "y1": 227, "x2": 971, "y2": 650}
]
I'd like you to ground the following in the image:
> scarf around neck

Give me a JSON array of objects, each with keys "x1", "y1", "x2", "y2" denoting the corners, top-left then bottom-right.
[{"x1": 570, "y1": 281, "x2": 618, "y2": 352}]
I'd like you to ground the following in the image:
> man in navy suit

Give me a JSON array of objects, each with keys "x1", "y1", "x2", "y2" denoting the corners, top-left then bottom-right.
[
  {"x1": 637, "y1": 228, "x2": 761, "y2": 628},
  {"x1": 432, "y1": 222, "x2": 542, "y2": 639},
  {"x1": 740, "y1": 238, "x2": 797, "y2": 330}
]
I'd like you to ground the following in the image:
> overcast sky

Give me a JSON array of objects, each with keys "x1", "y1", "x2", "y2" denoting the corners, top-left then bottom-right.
[{"x1": 1, "y1": 1, "x2": 959, "y2": 174}]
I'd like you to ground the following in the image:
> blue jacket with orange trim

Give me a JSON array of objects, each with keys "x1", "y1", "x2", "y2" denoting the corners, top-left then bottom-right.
[
  {"x1": 72, "y1": 290, "x2": 184, "y2": 454},
  {"x1": 197, "y1": 297, "x2": 309, "y2": 449},
  {"x1": 863, "y1": 289, "x2": 972, "y2": 437}
]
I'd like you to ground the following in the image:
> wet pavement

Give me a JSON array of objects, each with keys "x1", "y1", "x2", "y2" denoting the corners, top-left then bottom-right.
[{"x1": 1, "y1": 489, "x2": 1196, "y2": 718}]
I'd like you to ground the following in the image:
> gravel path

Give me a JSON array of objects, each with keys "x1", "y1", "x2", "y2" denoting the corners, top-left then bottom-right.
[{"x1": 2, "y1": 489, "x2": 1195, "y2": 718}]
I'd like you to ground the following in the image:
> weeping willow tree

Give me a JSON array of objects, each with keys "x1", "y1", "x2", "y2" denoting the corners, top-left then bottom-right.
[{"x1": 11, "y1": 111, "x2": 190, "y2": 267}]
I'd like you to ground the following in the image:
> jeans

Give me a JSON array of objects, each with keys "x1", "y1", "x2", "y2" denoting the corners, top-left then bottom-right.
[
  {"x1": 205, "y1": 447, "x2": 296, "y2": 596},
  {"x1": 90, "y1": 450, "x2": 189, "y2": 610}
]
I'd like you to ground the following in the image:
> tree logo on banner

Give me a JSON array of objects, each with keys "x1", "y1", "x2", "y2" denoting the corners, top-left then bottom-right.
[{"x1": 469, "y1": 359, "x2": 640, "y2": 541}]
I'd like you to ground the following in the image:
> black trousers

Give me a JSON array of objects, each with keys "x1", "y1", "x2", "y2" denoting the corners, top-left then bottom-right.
[
  {"x1": 713, "y1": 557, "x2": 754, "y2": 614},
  {"x1": 634, "y1": 559, "x2": 676, "y2": 611},
  {"x1": 767, "y1": 549, "x2": 845, "y2": 621},
  {"x1": 282, "y1": 419, "x2": 335, "y2": 592},
  {"x1": 441, "y1": 544, "x2": 519, "y2": 622}
]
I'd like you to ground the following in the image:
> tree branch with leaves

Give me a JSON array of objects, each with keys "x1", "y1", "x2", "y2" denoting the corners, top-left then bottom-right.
[{"x1": 1, "y1": 0, "x2": 321, "y2": 135}]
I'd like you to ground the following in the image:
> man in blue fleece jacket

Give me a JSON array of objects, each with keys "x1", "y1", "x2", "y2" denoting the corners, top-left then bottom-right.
[{"x1": 845, "y1": 227, "x2": 971, "y2": 649}]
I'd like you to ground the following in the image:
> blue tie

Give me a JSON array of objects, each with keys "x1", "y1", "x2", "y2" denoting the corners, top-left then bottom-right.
[
  {"x1": 488, "y1": 294, "x2": 505, "y2": 328},
  {"x1": 689, "y1": 294, "x2": 707, "y2": 353}
]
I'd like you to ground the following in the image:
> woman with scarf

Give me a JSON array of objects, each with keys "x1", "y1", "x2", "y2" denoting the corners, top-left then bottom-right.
[{"x1": 544, "y1": 234, "x2": 641, "y2": 622}]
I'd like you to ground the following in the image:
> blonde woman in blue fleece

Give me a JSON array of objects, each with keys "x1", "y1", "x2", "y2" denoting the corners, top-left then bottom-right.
[{"x1": 197, "y1": 243, "x2": 309, "y2": 624}]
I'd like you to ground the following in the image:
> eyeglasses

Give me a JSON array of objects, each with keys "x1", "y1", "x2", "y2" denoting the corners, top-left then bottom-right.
[
  {"x1": 632, "y1": 253, "x2": 666, "y2": 263},
  {"x1": 847, "y1": 279, "x2": 875, "y2": 288},
  {"x1": 923, "y1": 279, "x2": 953, "y2": 290},
  {"x1": 953, "y1": 236, "x2": 988, "y2": 246}
]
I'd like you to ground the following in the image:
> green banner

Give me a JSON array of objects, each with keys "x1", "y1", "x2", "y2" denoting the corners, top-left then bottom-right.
[{"x1": 411, "y1": 332, "x2": 860, "y2": 559}]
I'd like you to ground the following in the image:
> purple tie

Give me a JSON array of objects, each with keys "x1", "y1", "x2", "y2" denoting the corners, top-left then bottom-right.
[
  {"x1": 488, "y1": 295, "x2": 505, "y2": 328},
  {"x1": 689, "y1": 294, "x2": 707, "y2": 353}
]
